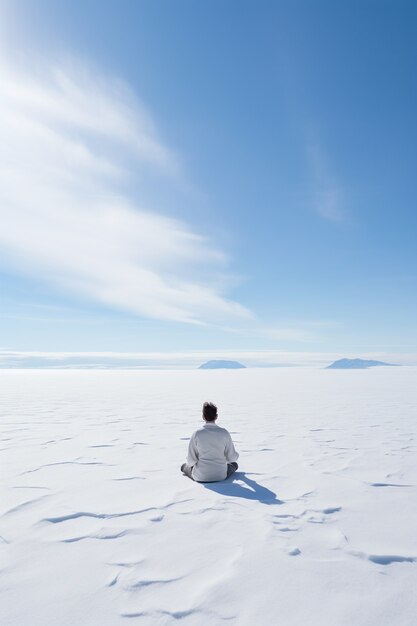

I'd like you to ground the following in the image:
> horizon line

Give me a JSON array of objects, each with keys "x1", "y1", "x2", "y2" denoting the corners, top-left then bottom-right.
[{"x1": 0, "y1": 349, "x2": 416, "y2": 369}]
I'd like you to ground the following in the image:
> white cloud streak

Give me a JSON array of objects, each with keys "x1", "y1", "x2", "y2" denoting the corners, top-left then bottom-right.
[
  {"x1": 307, "y1": 142, "x2": 345, "y2": 222},
  {"x1": 253, "y1": 326, "x2": 318, "y2": 342},
  {"x1": 0, "y1": 52, "x2": 250, "y2": 324}
]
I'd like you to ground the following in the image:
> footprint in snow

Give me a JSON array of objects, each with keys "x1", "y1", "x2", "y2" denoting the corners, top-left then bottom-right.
[
  {"x1": 352, "y1": 551, "x2": 416, "y2": 565},
  {"x1": 369, "y1": 482, "x2": 412, "y2": 488}
]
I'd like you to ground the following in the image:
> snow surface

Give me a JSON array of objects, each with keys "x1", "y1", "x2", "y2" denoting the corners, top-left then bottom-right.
[{"x1": 1, "y1": 367, "x2": 417, "y2": 626}]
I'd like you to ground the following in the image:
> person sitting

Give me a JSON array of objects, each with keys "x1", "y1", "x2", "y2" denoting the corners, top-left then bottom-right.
[{"x1": 181, "y1": 402, "x2": 239, "y2": 482}]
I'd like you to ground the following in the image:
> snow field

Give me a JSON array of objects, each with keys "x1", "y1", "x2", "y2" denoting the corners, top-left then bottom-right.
[{"x1": 1, "y1": 367, "x2": 416, "y2": 625}]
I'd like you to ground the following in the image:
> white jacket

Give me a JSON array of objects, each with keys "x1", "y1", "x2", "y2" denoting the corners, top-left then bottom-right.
[{"x1": 186, "y1": 422, "x2": 239, "y2": 482}]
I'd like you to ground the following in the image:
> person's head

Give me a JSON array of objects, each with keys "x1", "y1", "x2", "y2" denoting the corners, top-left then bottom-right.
[{"x1": 202, "y1": 401, "x2": 218, "y2": 422}]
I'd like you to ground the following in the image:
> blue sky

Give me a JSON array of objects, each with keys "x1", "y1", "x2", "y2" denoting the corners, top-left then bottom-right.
[{"x1": 0, "y1": 0, "x2": 416, "y2": 360}]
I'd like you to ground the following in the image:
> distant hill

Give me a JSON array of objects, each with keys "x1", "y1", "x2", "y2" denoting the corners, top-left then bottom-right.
[
  {"x1": 198, "y1": 360, "x2": 246, "y2": 370},
  {"x1": 326, "y1": 358, "x2": 398, "y2": 369}
]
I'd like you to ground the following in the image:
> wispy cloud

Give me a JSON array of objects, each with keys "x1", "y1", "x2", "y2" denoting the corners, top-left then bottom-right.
[
  {"x1": 307, "y1": 142, "x2": 345, "y2": 222},
  {"x1": 217, "y1": 319, "x2": 340, "y2": 343},
  {"x1": 0, "y1": 51, "x2": 250, "y2": 325},
  {"x1": 253, "y1": 326, "x2": 319, "y2": 342}
]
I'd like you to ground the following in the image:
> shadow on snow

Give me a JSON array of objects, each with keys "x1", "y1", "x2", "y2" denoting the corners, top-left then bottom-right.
[{"x1": 203, "y1": 472, "x2": 282, "y2": 505}]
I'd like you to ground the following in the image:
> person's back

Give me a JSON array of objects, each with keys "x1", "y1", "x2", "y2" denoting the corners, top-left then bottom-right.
[{"x1": 181, "y1": 402, "x2": 239, "y2": 482}]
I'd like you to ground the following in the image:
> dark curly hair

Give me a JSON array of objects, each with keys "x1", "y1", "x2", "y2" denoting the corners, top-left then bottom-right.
[{"x1": 202, "y1": 402, "x2": 218, "y2": 421}]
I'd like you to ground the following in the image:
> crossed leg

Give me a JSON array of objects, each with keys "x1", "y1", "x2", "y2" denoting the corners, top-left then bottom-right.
[
  {"x1": 180, "y1": 462, "x2": 238, "y2": 481},
  {"x1": 226, "y1": 461, "x2": 238, "y2": 477},
  {"x1": 180, "y1": 463, "x2": 194, "y2": 479}
]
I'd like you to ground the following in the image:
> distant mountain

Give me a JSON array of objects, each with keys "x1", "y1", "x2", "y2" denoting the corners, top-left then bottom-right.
[
  {"x1": 326, "y1": 358, "x2": 398, "y2": 369},
  {"x1": 198, "y1": 360, "x2": 246, "y2": 370}
]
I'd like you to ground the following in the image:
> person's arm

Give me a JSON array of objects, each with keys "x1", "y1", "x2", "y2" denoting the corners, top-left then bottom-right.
[
  {"x1": 186, "y1": 432, "x2": 199, "y2": 465},
  {"x1": 225, "y1": 432, "x2": 239, "y2": 463}
]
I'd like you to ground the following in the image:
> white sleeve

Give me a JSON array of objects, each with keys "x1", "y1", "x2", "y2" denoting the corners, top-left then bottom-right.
[
  {"x1": 225, "y1": 433, "x2": 239, "y2": 463},
  {"x1": 186, "y1": 432, "x2": 199, "y2": 465}
]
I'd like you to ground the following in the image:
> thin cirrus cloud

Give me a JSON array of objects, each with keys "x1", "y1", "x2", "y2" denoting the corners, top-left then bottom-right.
[
  {"x1": 0, "y1": 51, "x2": 250, "y2": 325},
  {"x1": 307, "y1": 142, "x2": 345, "y2": 222}
]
